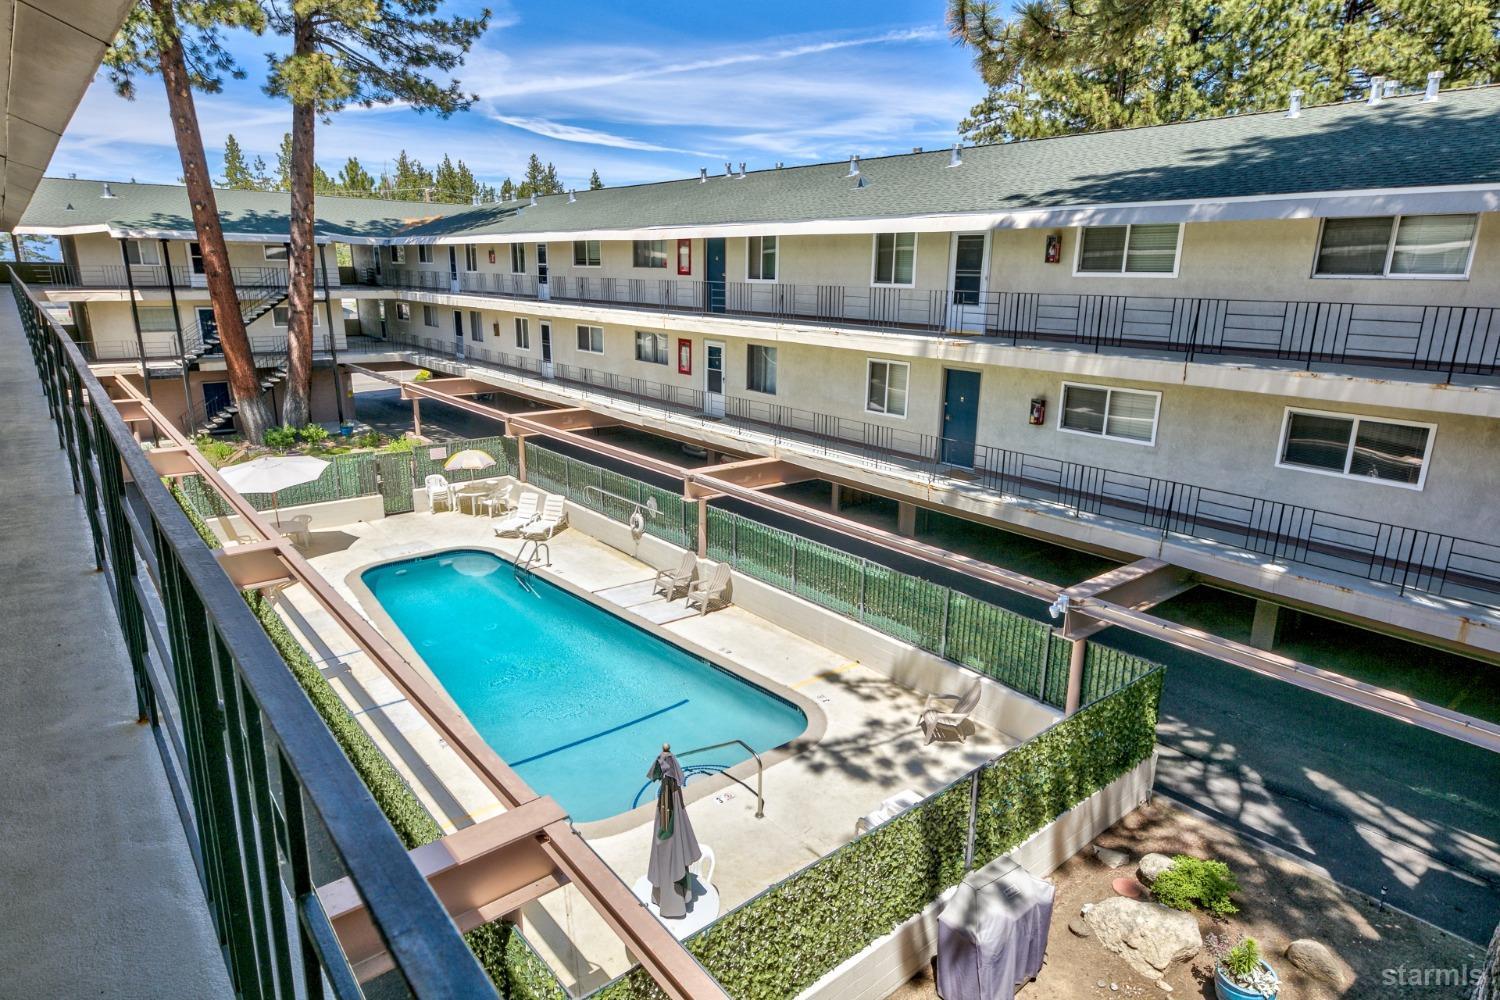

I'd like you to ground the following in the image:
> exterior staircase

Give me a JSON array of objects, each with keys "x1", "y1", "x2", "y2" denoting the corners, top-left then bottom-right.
[
  {"x1": 192, "y1": 361, "x2": 290, "y2": 433},
  {"x1": 182, "y1": 283, "x2": 292, "y2": 433},
  {"x1": 181, "y1": 286, "x2": 287, "y2": 365}
]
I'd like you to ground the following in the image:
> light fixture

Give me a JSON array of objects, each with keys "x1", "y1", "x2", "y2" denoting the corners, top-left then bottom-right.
[{"x1": 1047, "y1": 593, "x2": 1071, "y2": 620}]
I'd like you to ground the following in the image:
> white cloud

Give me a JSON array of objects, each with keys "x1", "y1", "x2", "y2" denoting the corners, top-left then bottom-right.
[{"x1": 485, "y1": 114, "x2": 719, "y2": 158}]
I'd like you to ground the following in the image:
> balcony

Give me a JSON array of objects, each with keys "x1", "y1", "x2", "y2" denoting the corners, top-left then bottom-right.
[
  {"x1": 21, "y1": 262, "x2": 339, "y2": 291},
  {"x1": 361, "y1": 267, "x2": 1500, "y2": 380}
]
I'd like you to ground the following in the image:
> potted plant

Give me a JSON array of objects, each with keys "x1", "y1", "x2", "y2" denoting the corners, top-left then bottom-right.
[{"x1": 1207, "y1": 934, "x2": 1279, "y2": 1000}]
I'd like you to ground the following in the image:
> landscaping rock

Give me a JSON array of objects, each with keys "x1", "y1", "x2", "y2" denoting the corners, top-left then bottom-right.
[
  {"x1": 1137, "y1": 853, "x2": 1173, "y2": 886},
  {"x1": 1083, "y1": 897, "x2": 1202, "y2": 981},
  {"x1": 1070, "y1": 917, "x2": 1093, "y2": 938},
  {"x1": 1094, "y1": 845, "x2": 1132, "y2": 868},
  {"x1": 1286, "y1": 938, "x2": 1345, "y2": 988}
]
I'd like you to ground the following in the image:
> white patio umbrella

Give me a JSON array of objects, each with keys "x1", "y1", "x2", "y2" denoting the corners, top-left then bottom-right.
[
  {"x1": 219, "y1": 455, "x2": 329, "y2": 522},
  {"x1": 443, "y1": 448, "x2": 497, "y2": 472}
]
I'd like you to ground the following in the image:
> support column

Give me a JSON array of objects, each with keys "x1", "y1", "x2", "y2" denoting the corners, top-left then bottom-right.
[
  {"x1": 829, "y1": 483, "x2": 842, "y2": 513},
  {"x1": 516, "y1": 436, "x2": 528, "y2": 483},
  {"x1": 897, "y1": 500, "x2": 917, "y2": 537},
  {"x1": 697, "y1": 500, "x2": 708, "y2": 557},
  {"x1": 1064, "y1": 638, "x2": 1087, "y2": 716},
  {"x1": 118, "y1": 239, "x2": 153, "y2": 399},
  {"x1": 318, "y1": 243, "x2": 344, "y2": 423},
  {"x1": 1250, "y1": 600, "x2": 1282, "y2": 651},
  {"x1": 160, "y1": 238, "x2": 192, "y2": 426},
  {"x1": 411, "y1": 396, "x2": 422, "y2": 438}
]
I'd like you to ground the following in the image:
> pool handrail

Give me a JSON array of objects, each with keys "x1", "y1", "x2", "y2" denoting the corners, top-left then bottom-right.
[{"x1": 677, "y1": 739, "x2": 765, "y2": 818}]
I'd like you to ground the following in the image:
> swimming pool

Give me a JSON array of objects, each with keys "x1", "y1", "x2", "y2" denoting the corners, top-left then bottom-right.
[{"x1": 361, "y1": 550, "x2": 808, "y2": 822}]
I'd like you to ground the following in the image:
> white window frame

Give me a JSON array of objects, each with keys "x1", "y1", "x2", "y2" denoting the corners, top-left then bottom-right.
[
  {"x1": 422, "y1": 304, "x2": 438, "y2": 328},
  {"x1": 864, "y1": 358, "x2": 909, "y2": 419},
  {"x1": 1072, "y1": 223, "x2": 1183, "y2": 278},
  {"x1": 632, "y1": 240, "x2": 668, "y2": 269},
  {"x1": 418, "y1": 245, "x2": 434, "y2": 264},
  {"x1": 1274, "y1": 407, "x2": 1435, "y2": 491},
  {"x1": 464, "y1": 245, "x2": 480, "y2": 272},
  {"x1": 468, "y1": 310, "x2": 482, "y2": 342},
  {"x1": 395, "y1": 302, "x2": 411, "y2": 322},
  {"x1": 870, "y1": 233, "x2": 917, "y2": 287},
  {"x1": 1057, "y1": 381, "x2": 1161, "y2": 447},
  {"x1": 510, "y1": 244, "x2": 527, "y2": 274},
  {"x1": 746, "y1": 236, "x2": 778, "y2": 282},
  {"x1": 746, "y1": 344, "x2": 778, "y2": 395},
  {"x1": 576, "y1": 324, "x2": 604, "y2": 354},
  {"x1": 514, "y1": 317, "x2": 530, "y2": 350},
  {"x1": 124, "y1": 239, "x2": 161, "y2": 266},
  {"x1": 136, "y1": 306, "x2": 177, "y2": 332},
  {"x1": 634, "y1": 330, "x2": 669, "y2": 365},
  {"x1": 262, "y1": 243, "x2": 289, "y2": 262},
  {"x1": 573, "y1": 240, "x2": 602, "y2": 268},
  {"x1": 271, "y1": 306, "x2": 320, "y2": 328},
  {"x1": 1310, "y1": 214, "x2": 1479, "y2": 281}
]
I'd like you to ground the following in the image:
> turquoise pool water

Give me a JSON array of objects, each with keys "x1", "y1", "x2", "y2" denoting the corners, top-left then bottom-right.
[{"x1": 362, "y1": 550, "x2": 807, "y2": 821}]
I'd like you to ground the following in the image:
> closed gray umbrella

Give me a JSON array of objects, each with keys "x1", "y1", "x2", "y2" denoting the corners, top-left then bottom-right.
[{"x1": 646, "y1": 744, "x2": 702, "y2": 919}]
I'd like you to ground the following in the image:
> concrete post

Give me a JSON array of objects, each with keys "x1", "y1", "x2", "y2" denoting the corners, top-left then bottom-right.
[
  {"x1": 1251, "y1": 600, "x2": 1282, "y2": 650},
  {"x1": 411, "y1": 396, "x2": 422, "y2": 438},
  {"x1": 1064, "y1": 638, "x2": 1087, "y2": 716},
  {"x1": 697, "y1": 500, "x2": 708, "y2": 557},
  {"x1": 516, "y1": 437, "x2": 528, "y2": 483},
  {"x1": 897, "y1": 500, "x2": 917, "y2": 537},
  {"x1": 830, "y1": 483, "x2": 842, "y2": 513}
]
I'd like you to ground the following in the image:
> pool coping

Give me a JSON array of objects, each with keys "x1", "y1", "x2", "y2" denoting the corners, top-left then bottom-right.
[{"x1": 343, "y1": 543, "x2": 830, "y2": 840}]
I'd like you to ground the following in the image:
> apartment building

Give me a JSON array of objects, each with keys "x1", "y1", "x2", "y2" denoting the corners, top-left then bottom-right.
[{"x1": 19, "y1": 83, "x2": 1500, "y2": 662}]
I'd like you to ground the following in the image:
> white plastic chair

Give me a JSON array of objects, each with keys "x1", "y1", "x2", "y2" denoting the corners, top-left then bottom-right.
[
  {"x1": 493, "y1": 492, "x2": 540, "y2": 536},
  {"x1": 918, "y1": 681, "x2": 983, "y2": 745},
  {"x1": 478, "y1": 483, "x2": 513, "y2": 518},
  {"x1": 424, "y1": 474, "x2": 452, "y2": 513},
  {"x1": 690, "y1": 845, "x2": 716, "y2": 892},
  {"x1": 521, "y1": 494, "x2": 568, "y2": 539}
]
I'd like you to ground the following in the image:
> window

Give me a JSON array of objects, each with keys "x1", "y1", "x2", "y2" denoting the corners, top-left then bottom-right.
[
  {"x1": 1076, "y1": 224, "x2": 1181, "y2": 275},
  {"x1": 395, "y1": 302, "x2": 411, "y2": 322},
  {"x1": 136, "y1": 306, "x2": 177, "y2": 332},
  {"x1": 633, "y1": 240, "x2": 667, "y2": 269},
  {"x1": 872, "y1": 233, "x2": 916, "y2": 285},
  {"x1": 746, "y1": 344, "x2": 777, "y2": 394},
  {"x1": 123, "y1": 239, "x2": 160, "y2": 266},
  {"x1": 1277, "y1": 409, "x2": 1433, "y2": 488},
  {"x1": 635, "y1": 330, "x2": 668, "y2": 365},
  {"x1": 422, "y1": 304, "x2": 438, "y2": 328},
  {"x1": 1314, "y1": 214, "x2": 1477, "y2": 278},
  {"x1": 1059, "y1": 383, "x2": 1159, "y2": 445},
  {"x1": 418, "y1": 245, "x2": 434, "y2": 264},
  {"x1": 464, "y1": 245, "x2": 479, "y2": 272},
  {"x1": 262, "y1": 244, "x2": 288, "y2": 262},
  {"x1": 573, "y1": 240, "x2": 601, "y2": 267},
  {"x1": 510, "y1": 244, "x2": 526, "y2": 273},
  {"x1": 271, "y1": 306, "x2": 319, "y2": 327},
  {"x1": 866, "y1": 359, "x2": 909, "y2": 418},
  {"x1": 747, "y1": 236, "x2": 777, "y2": 281},
  {"x1": 469, "y1": 310, "x2": 482, "y2": 342},
  {"x1": 389, "y1": 245, "x2": 406, "y2": 264},
  {"x1": 514, "y1": 317, "x2": 530, "y2": 349},
  {"x1": 576, "y1": 324, "x2": 604, "y2": 354}
]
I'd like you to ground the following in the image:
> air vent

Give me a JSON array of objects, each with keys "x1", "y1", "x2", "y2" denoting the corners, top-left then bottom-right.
[
  {"x1": 947, "y1": 143, "x2": 962, "y2": 168},
  {"x1": 736, "y1": 162, "x2": 746, "y2": 179},
  {"x1": 846, "y1": 155, "x2": 860, "y2": 178},
  {"x1": 568, "y1": 189, "x2": 576, "y2": 203},
  {"x1": 1286, "y1": 89, "x2": 1303, "y2": 118},
  {"x1": 1367, "y1": 76, "x2": 1385, "y2": 105},
  {"x1": 699, "y1": 167, "x2": 708, "y2": 183},
  {"x1": 1423, "y1": 70, "x2": 1444, "y2": 102},
  {"x1": 100, "y1": 183, "x2": 117, "y2": 199}
]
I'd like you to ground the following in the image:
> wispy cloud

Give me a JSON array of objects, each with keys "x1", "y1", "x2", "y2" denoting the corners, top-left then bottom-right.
[{"x1": 486, "y1": 114, "x2": 719, "y2": 158}]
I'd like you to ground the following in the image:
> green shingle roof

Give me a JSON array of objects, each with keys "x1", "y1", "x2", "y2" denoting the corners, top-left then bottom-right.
[{"x1": 21, "y1": 85, "x2": 1500, "y2": 241}]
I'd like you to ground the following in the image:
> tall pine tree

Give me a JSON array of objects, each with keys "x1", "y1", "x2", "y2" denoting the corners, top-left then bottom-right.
[
  {"x1": 220, "y1": 133, "x2": 258, "y2": 188},
  {"x1": 588, "y1": 169, "x2": 603, "y2": 191},
  {"x1": 516, "y1": 154, "x2": 563, "y2": 198},
  {"x1": 336, "y1": 156, "x2": 376, "y2": 196}
]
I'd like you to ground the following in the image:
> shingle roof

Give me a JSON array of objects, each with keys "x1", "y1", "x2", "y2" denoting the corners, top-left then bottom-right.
[{"x1": 21, "y1": 85, "x2": 1500, "y2": 241}]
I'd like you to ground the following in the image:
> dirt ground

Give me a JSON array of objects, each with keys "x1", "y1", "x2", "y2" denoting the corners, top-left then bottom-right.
[{"x1": 889, "y1": 800, "x2": 1483, "y2": 1000}]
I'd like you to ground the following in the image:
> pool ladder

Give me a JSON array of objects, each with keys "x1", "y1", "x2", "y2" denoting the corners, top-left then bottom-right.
[
  {"x1": 677, "y1": 739, "x2": 765, "y2": 819},
  {"x1": 513, "y1": 539, "x2": 549, "y2": 593}
]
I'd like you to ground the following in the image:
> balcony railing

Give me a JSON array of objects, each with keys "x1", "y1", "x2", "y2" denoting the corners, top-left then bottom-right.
[
  {"x1": 364, "y1": 266, "x2": 1500, "y2": 379},
  {"x1": 25, "y1": 263, "x2": 338, "y2": 290},
  {"x1": 386, "y1": 328, "x2": 1500, "y2": 609},
  {"x1": 11, "y1": 274, "x2": 497, "y2": 996}
]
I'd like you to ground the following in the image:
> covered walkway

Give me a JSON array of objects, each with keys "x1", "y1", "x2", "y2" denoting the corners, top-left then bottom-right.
[{"x1": 0, "y1": 296, "x2": 230, "y2": 998}]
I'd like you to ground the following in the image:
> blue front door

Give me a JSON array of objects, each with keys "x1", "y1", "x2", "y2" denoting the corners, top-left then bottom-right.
[
  {"x1": 941, "y1": 368, "x2": 981, "y2": 467},
  {"x1": 705, "y1": 238, "x2": 726, "y2": 313}
]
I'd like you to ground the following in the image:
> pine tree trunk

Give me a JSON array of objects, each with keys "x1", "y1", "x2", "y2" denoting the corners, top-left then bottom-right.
[
  {"x1": 151, "y1": 0, "x2": 273, "y2": 441},
  {"x1": 281, "y1": 14, "x2": 318, "y2": 428}
]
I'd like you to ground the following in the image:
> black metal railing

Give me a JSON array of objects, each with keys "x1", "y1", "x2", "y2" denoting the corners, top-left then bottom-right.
[
  {"x1": 364, "y1": 265, "x2": 1500, "y2": 379},
  {"x1": 26, "y1": 263, "x2": 338, "y2": 290},
  {"x1": 11, "y1": 272, "x2": 497, "y2": 997},
  {"x1": 384, "y1": 327, "x2": 1500, "y2": 608}
]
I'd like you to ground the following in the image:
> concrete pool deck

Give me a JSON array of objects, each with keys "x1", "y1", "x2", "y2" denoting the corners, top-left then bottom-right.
[{"x1": 258, "y1": 506, "x2": 1018, "y2": 991}]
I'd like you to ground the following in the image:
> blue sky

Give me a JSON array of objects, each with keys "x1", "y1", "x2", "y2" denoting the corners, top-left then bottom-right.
[{"x1": 51, "y1": 0, "x2": 986, "y2": 194}]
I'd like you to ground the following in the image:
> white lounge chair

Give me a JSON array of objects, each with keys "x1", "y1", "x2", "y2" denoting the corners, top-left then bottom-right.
[
  {"x1": 477, "y1": 483, "x2": 513, "y2": 518},
  {"x1": 424, "y1": 474, "x2": 452, "y2": 513},
  {"x1": 685, "y1": 562, "x2": 731, "y2": 616},
  {"x1": 521, "y1": 495, "x2": 568, "y2": 540},
  {"x1": 918, "y1": 680, "x2": 983, "y2": 745},
  {"x1": 653, "y1": 551, "x2": 697, "y2": 601},
  {"x1": 492, "y1": 492, "x2": 540, "y2": 536}
]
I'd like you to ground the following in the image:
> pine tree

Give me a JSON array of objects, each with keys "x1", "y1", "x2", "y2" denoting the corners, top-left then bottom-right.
[
  {"x1": 220, "y1": 132, "x2": 258, "y2": 189},
  {"x1": 499, "y1": 177, "x2": 514, "y2": 201},
  {"x1": 104, "y1": 0, "x2": 276, "y2": 440},
  {"x1": 336, "y1": 156, "x2": 375, "y2": 197},
  {"x1": 516, "y1": 154, "x2": 564, "y2": 198},
  {"x1": 249, "y1": 154, "x2": 272, "y2": 190},
  {"x1": 588, "y1": 169, "x2": 603, "y2": 191},
  {"x1": 949, "y1": 0, "x2": 1500, "y2": 142},
  {"x1": 275, "y1": 132, "x2": 294, "y2": 191}
]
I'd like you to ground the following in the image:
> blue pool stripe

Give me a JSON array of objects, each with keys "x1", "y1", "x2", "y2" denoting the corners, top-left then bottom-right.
[{"x1": 510, "y1": 699, "x2": 690, "y2": 767}]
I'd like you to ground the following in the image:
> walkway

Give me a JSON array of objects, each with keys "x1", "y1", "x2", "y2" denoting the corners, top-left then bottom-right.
[{"x1": 0, "y1": 297, "x2": 230, "y2": 998}]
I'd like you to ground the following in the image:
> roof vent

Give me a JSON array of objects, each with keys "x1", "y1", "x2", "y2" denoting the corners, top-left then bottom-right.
[
  {"x1": 724, "y1": 161, "x2": 733, "y2": 176},
  {"x1": 1367, "y1": 76, "x2": 1385, "y2": 105},
  {"x1": 699, "y1": 167, "x2": 708, "y2": 182},
  {"x1": 1383, "y1": 79, "x2": 1400, "y2": 98},
  {"x1": 529, "y1": 192, "x2": 538, "y2": 206},
  {"x1": 853, "y1": 174, "x2": 868, "y2": 189},
  {"x1": 64, "y1": 203, "x2": 75, "y2": 211},
  {"x1": 846, "y1": 155, "x2": 860, "y2": 177},
  {"x1": 775, "y1": 162, "x2": 784, "y2": 169},
  {"x1": 736, "y1": 162, "x2": 747, "y2": 179},
  {"x1": 100, "y1": 183, "x2": 116, "y2": 199},
  {"x1": 1423, "y1": 70, "x2": 1443, "y2": 102},
  {"x1": 912, "y1": 147, "x2": 922, "y2": 154},
  {"x1": 471, "y1": 194, "x2": 480, "y2": 205},
  {"x1": 1286, "y1": 89, "x2": 1303, "y2": 117},
  {"x1": 947, "y1": 143, "x2": 963, "y2": 168}
]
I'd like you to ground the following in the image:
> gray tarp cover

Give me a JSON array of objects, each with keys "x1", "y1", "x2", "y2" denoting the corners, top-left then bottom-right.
[{"x1": 936, "y1": 863, "x2": 1055, "y2": 1000}]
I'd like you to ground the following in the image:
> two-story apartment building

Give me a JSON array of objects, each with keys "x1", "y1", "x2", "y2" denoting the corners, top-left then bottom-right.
[{"x1": 19, "y1": 83, "x2": 1500, "y2": 665}]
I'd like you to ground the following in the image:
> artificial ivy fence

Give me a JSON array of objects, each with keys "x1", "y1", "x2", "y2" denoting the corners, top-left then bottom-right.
[
  {"x1": 169, "y1": 482, "x2": 563, "y2": 998},
  {"x1": 587, "y1": 667, "x2": 1164, "y2": 1000},
  {"x1": 522, "y1": 439, "x2": 699, "y2": 549}
]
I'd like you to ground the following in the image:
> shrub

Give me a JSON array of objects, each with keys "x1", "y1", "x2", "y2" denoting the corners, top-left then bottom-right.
[
  {"x1": 298, "y1": 422, "x2": 329, "y2": 446},
  {"x1": 263, "y1": 424, "x2": 299, "y2": 450},
  {"x1": 1152, "y1": 855, "x2": 1240, "y2": 916},
  {"x1": 1225, "y1": 937, "x2": 1261, "y2": 980},
  {"x1": 194, "y1": 436, "x2": 238, "y2": 467},
  {"x1": 350, "y1": 430, "x2": 384, "y2": 449},
  {"x1": 412, "y1": 369, "x2": 432, "y2": 382},
  {"x1": 380, "y1": 434, "x2": 416, "y2": 453}
]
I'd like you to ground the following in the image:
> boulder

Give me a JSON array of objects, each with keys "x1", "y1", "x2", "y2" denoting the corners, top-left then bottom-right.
[
  {"x1": 1137, "y1": 853, "x2": 1173, "y2": 886},
  {"x1": 1094, "y1": 845, "x2": 1131, "y2": 869},
  {"x1": 1083, "y1": 897, "x2": 1202, "y2": 981},
  {"x1": 1069, "y1": 917, "x2": 1093, "y2": 938},
  {"x1": 1285, "y1": 939, "x2": 1345, "y2": 988}
]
